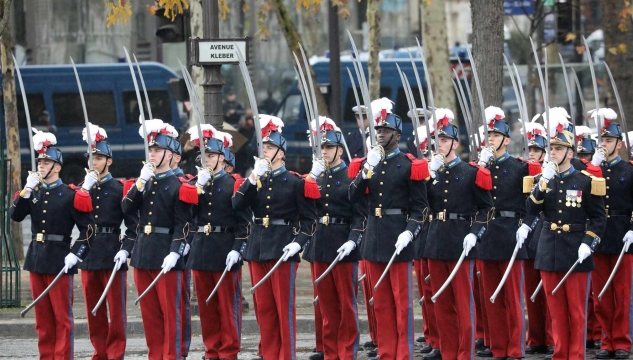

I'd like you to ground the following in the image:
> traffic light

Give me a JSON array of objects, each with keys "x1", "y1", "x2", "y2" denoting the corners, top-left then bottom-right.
[
  {"x1": 555, "y1": 1, "x2": 573, "y2": 43},
  {"x1": 154, "y1": 6, "x2": 186, "y2": 43}
]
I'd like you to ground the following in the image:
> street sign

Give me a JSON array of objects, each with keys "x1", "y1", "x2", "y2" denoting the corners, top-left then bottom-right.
[
  {"x1": 192, "y1": 37, "x2": 250, "y2": 66},
  {"x1": 504, "y1": 0, "x2": 534, "y2": 16}
]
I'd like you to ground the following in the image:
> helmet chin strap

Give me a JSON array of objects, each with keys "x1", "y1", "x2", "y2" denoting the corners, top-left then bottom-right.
[
  {"x1": 42, "y1": 162, "x2": 55, "y2": 181},
  {"x1": 495, "y1": 135, "x2": 506, "y2": 153},
  {"x1": 155, "y1": 149, "x2": 167, "y2": 169},
  {"x1": 557, "y1": 148, "x2": 571, "y2": 167},
  {"x1": 608, "y1": 139, "x2": 620, "y2": 157}
]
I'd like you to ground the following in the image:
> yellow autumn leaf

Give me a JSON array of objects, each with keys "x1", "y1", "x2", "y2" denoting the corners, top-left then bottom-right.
[
  {"x1": 564, "y1": 33, "x2": 576, "y2": 42},
  {"x1": 338, "y1": 7, "x2": 351, "y2": 19},
  {"x1": 158, "y1": 0, "x2": 189, "y2": 21},
  {"x1": 619, "y1": 43, "x2": 628, "y2": 53},
  {"x1": 106, "y1": 0, "x2": 132, "y2": 28},
  {"x1": 609, "y1": 47, "x2": 618, "y2": 55},
  {"x1": 218, "y1": 0, "x2": 230, "y2": 20}
]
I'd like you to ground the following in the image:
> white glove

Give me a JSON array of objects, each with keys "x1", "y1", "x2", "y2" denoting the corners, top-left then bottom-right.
[
  {"x1": 25, "y1": 171, "x2": 41, "y2": 191},
  {"x1": 395, "y1": 231, "x2": 413, "y2": 255},
  {"x1": 196, "y1": 167, "x2": 212, "y2": 188},
  {"x1": 310, "y1": 158, "x2": 326, "y2": 179},
  {"x1": 591, "y1": 148, "x2": 606, "y2": 167},
  {"x1": 183, "y1": 243, "x2": 191, "y2": 256},
  {"x1": 252, "y1": 157, "x2": 270, "y2": 178},
  {"x1": 337, "y1": 240, "x2": 356, "y2": 259},
  {"x1": 541, "y1": 161, "x2": 557, "y2": 182},
  {"x1": 81, "y1": 170, "x2": 99, "y2": 191},
  {"x1": 366, "y1": 146, "x2": 383, "y2": 168},
  {"x1": 479, "y1": 147, "x2": 495, "y2": 165},
  {"x1": 161, "y1": 252, "x2": 180, "y2": 273},
  {"x1": 138, "y1": 162, "x2": 155, "y2": 183},
  {"x1": 578, "y1": 243, "x2": 592, "y2": 263},
  {"x1": 623, "y1": 231, "x2": 633, "y2": 252},
  {"x1": 281, "y1": 242, "x2": 302, "y2": 261},
  {"x1": 225, "y1": 250, "x2": 242, "y2": 268},
  {"x1": 429, "y1": 154, "x2": 445, "y2": 172},
  {"x1": 63, "y1": 253, "x2": 80, "y2": 273},
  {"x1": 516, "y1": 224, "x2": 531, "y2": 248},
  {"x1": 113, "y1": 250, "x2": 128, "y2": 271},
  {"x1": 463, "y1": 233, "x2": 477, "y2": 256}
]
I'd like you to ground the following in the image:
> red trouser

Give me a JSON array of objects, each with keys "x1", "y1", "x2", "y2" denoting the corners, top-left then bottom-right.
[
  {"x1": 247, "y1": 262, "x2": 263, "y2": 357},
  {"x1": 366, "y1": 260, "x2": 414, "y2": 360},
  {"x1": 30, "y1": 272, "x2": 74, "y2": 360},
  {"x1": 81, "y1": 270, "x2": 127, "y2": 360},
  {"x1": 592, "y1": 253, "x2": 633, "y2": 352},
  {"x1": 523, "y1": 259, "x2": 554, "y2": 347},
  {"x1": 541, "y1": 270, "x2": 590, "y2": 360},
  {"x1": 314, "y1": 261, "x2": 360, "y2": 360},
  {"x1": 587, "y1": 284, "x2": 602, "y2": 341},
  {"x1": 180, "y1": 269, "x2": 192, "y2": 357},
  {"x1": 360, "y1": 260, "x2": 378, "y2": 344},
  {"x1": 473, "y1": 260, "x2": 489, "y2": 346},
  {"x1": 192, "y1": 269, "x2": 242, "y2": 359},
  {"x1": 310, "y1": 262, "x2": 324, "y2": 353},
  {"x1": 428, "y1": 259, "x2": 475, "y2": 360},
  {"x1": 134, "y1": 269, "x2": 183, "y2": 360},
  {"x1": 250, "y1": 260, "x2": 299, "y2": 360},
  {"x1": 414, "y1": 259, "x2": 438, "y2": 349},
  {"x1": 480, "y1": 260, "x2": 525, "y2": 358}
]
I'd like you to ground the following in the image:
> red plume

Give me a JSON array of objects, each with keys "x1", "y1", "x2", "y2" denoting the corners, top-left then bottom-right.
[{"x1": 261, "y1": 122, "x2": 279, "y2": 138}]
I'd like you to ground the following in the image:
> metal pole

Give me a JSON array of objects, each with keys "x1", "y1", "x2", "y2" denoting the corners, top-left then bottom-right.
[
  {"x1": 202, "y1": 0, "x2": 225, "y2": 129},
  {"x1": 328, "y1": 0, "x2": 341, "y2": 125}
]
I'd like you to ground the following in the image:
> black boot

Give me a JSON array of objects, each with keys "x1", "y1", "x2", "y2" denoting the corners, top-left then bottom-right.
[
  {"x1": 308, "y1": 352, "x2": 324, "y2": 360},
  {"x1": 475, "y1": 338, "x2": 485, "y2": 351},
  {"x1": 416, "y1": 336, "x2": 426, "y2": 343},
  {"x1": 476, "y1": 346, "x2": 492, "y2": 357},
  {"x1": 419, "y1": 344, "x2": 433, "y2": 354},
  {"x1": 596, "y1": 349, "x2": 615, "y2": 359},
  {"x1": 525, "y1": 345, "x2": 548, "y2": 354},
  {"x1": 615, "y1": 349, "x2": 631, "y2": 359},
  {"x1": 423, "y1": 348, "x2": 442, "y2": 360},
  {"x1": 366, "y1": 349, "x2": 377, "y2": 358},
  {"x1": 363, "y1": 340, "x2": 377, "y2": 349}
]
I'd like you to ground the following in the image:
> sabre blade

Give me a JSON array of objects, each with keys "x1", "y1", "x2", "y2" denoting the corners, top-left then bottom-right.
[
  {"x1": 177, "y1": 59, "x2": 207, "y2": 166},
  {"x1": 234, "y1": 42, "x2": 263, "y2": 158},
  {"x1": 502, "y1": 55, "x2": 528, "y2": 159},
  {"x1": 407, "y1": 50, "x2": 432, "y2": 158},
  {"x1": 134, "y1": 54, "x2": 153, "y2": 120},
  {"x1": 403, "y1": 76, "x2": 423, "y2": 159},
  {"x1": 583, "y1": 36, "x2": 602, "y2": 146},
  {"x1": 395, "y1": 64, "x2": 420, "y2": 158},
  {"x1": 70, "y1": 57, "x2": 93, "y2": 170},
  {"x1": 571, "y1": 68, "x2": 587, "y2": 126},
  {"x1": 298, "y1": 43, "x2": 323, "y2": 154},
  {"x1": 13, "y1": 55, "x2": 36, "y2": 171},
  {"x1": 416, "y1": 38, "x2": 441, "y2": 150},
  {"x1": 462, "y1": 34, "x2": 489, "y2": 148},
  {"x1": 347, "y1": 30, "x2": 376, "y2": 146},
  {"x1": 529, "y1": 37, "x2": 550, "y2": 152},
  {"x1": 346, "y1": 67, "x2": 367, "y2": 156},
  {"x1": 123, "y1": 46, "x2": 149, "y2": 163},
  {"x1": 458, "y1": 57, "x2": 482, "y2": 149},
  {"x1": 512, "y1": 64, "x2": 531, "y2": 160},
  {"x1": 559, "y1": 54, "x2": 576, "y2": 137},
  {"x1": 603, "y1": 62, "x2": 630, "y2": 159}
]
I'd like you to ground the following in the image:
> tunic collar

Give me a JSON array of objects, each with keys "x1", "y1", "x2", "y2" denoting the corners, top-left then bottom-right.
[
  {"x1": 607, "y1": 156, "x2": 622, "y2": 167},
  {"x1": 328, "y1": 162, "x2": 347, "y2": 175},
  {"x1": 558, "y1": 166, "x2": 575, "y2": 179},
  {"x1": 385, "y1": 148, "x2": 400, "y2": 159},
  {"x1": 156, "y1": 169, "x2": 174, "y2": 179},
  {"x1": 99, "y1": 173, "x2": 113, "y2": 184},
  {"x1": 446, "y1": 157, "x2": 461, "y2": 169},
  {"x1": 271, "y1": 165, "x2": 287, "y2": 178},
  {"x1": 42, "y1": 179, "x2": 62, "y2": 189}
]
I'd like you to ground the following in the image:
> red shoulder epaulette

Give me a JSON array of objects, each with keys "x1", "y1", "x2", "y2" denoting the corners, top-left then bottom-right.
[
  {"x1": 121, "y1": 179, "x2": 136, "y2": 198},
  {"x1": 405, "y1": 153, "x2": 430, "y2": 181},
  {"x1": 179, "y1": 183, "x2": 198, "y2": 204},
  {"x1": 629, "y1": 160, "x2": 633, "y2": 166},
  {"x1": 527, "y1": 161, "x2": 542, "y2": 176},
  {"x1": 469, "y1": 163, "x2": 492, "y2": 190},
  {"x1": 13, "y1": 190, "x2": 20, "y2": 201},
  {"x1": 233, "y1": 176, "x2": 246, "y2": 194},
  {"x1": 177, "y1": 177, "x2": 190, "y2": 184},
  {"x1": 185, "y1": 174, "x2": 195, "y2": 180},
  {"x1": 73, "y1": 189, "x2": 93, "y2": 212},
  {"x1": 581, "y1": 159, "x2": 603, "y2": 177},
  {"x1": 304, "y1": 177, "x2": 321, "y2": 199},
  {"x1": 348, "y1": 157, "x2": 365, "y2": 179},
  {"x1": 231, "y1": 173, "x2": 241, "y2": 180},
  {"x1": 68, "y1": 183, "x2": 78, "y2": 190}
]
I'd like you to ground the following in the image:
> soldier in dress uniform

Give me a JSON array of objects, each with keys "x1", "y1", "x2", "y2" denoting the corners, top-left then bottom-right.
[
  {"x1": 185, "y1": 124, "x2": 249, "y2": 360},
  {"x1": 476, "y1": 107, "x2": 537, "y2": 360},
  {"x1": 521, "y1": 121, "x2": 555, "y2": 355},
  {"x1": 306, "y1": 118, "x2": 366, "y2": 360},
  {"x1": 121, "y1": 119, "x2": 198, "y2": 360},
  {"x1": 232, "y1": 115, "x2": 319, "y2": 360},
  {"x1": 584, "y1": 109, "x2": 633, "y2": 360},
  {"x1": 78, "y1": 124, "x2": 138, "y2": 360},
  {"x1": 526, "y1": 123, "x2": 606, "y2": 360},
  {"x1": 574, "y1": 126, "x2": 597, "y2": 162},
  {"x1": 348, "y1": 98, "x2": 429, "y2": 360},
  {"x1": 423, "y1": 113, "x2": 494, "y2": 360},
  {"x1": 342, "y1": 105, "x2": 370, "y2": 163},
  {"x1": 11, "y1": 130, "x2": 95, "y2": 359},
  {"x1": 410, "y1": 121, "x2": 440, "y2": 358}
]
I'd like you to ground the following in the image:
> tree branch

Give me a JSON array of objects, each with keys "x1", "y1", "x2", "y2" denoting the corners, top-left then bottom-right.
[{"x1": 0, "y1": 0, "x2": 13, "y2": 38}]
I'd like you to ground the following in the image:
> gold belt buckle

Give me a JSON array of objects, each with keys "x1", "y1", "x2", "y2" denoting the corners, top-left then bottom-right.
[
  {"x1": 375, "y1": 208, "x2": 382, "y2": 218},
  {"x1": 36, "y1": 233, "x2": 44, "y2": 243},
  {"x1": 144, "y1": 225, "x2": 152, "y2": 235},
  {"x1": 322, "y1": 215, "x2": 330, "y2": 226},
  {"x1": 204, "y1": 224, "x2": 211, "y2": 235},
  {"x1": 550, "y1": 223, "x2": 557, "y2": 231},
  {"x1": 438, "y1": 211, "x2": 446, "y2": 222},
  {"x1": 263, "y1": 217, "x2": 270, "y2": 228},
  {"x1": 562, "y1": 224, "x2": 570, "y2": 232}
]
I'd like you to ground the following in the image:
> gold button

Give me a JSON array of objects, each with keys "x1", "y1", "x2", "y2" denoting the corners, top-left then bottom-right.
[
  {"x1": 150, "y1": 201, "x2": 154, "y2": 205},
  {"x1": 379, "y1": 193, "x2": 383, "y2": 196},
  {"x1": 379, "y1": 204, "x2": 383, "y2": 207},
  {"x1": 380, "y1": 182, "x2": 384, "y2": 185},
  {"x1": 558, "y1": 220, "x2": 561, "y2": 224},
  {"x1": 268, "y1": 188, "x2": 272, "y2": 191},
  {"x1": 95, "y1": 215, "x2": 99, "y2": 218},
  {"x1": 383, "y1": 161, "x2": 387, "y2": 165},
  {"x1": 266, "y1": 205, "x2": 270, "y2": 209},
  {"x1": 152, "y1": 191, "x2": 155, "y2": 194},
  {"x1": 495, "y1": 166, "x2": 499, "y2": 169},
  {"x1": 42, "y1": 220, "x2": 45, "y2": 223},
  {"x1": 95, "y1": 206, "x2": 99, "y2": 209},
  {"x1": 607, "y1": 177, "x2": 611, "y2": 180},
  {"x1": 558, "y1": 210, "x2": 562, "y2": 213},
  {"x1": 558, "y1": 200, "x2": 562, "y2": 203},
  {"x1": 446, "y1": 171, "x2": 450, "y2": 174},
  {"x1": 329, "y1": 175, "x2": 332, "y2": 179},
  {"x1": 606, "y1": 195, "x2": 609, "y2": 199},
  {"x1": 557, "y1": 230, "x2": 561, "y2": 234},
  {"x1": 607, "y1": 169, "x2": 611, "y2": 172},
  {"x1": 326, "y1": 194, "x2": 329, "y2": 197},
  {"x1": 207, "y1": 182, "x2": 211, "y2": 186},
  {"x1": 43, "y1": 210, "x2": 47, "y2": 213},
  {"x1": 559, "y1": 190, "x2": 563, "y2": 193},
  {"x1": 560, "y1": 181, "x2": 563, "y2": 184},
  {"x1": 327, "y1": 185, "x2": 330, "y2": 187},
  {"x1": 208, "y1": 212, "x2": 211, "y2": 215},
  {"x1": 382, "y1": 171, "x2": 385, "y2": 174},
  {"x1": 606, "y1": 205, "x2": 610, "y2": 208},
  {"x1": 149, "y1": 212, "x2": 152, "y2": 215},
  {"x1": 148, "y1": 222, "x2": 151, "y2": 225},
  {"x1": 46, "y1": 192, "x2": 49, "y2": 195},
  {"x1": 44, "y1": 201, "x2": 48, "y2": 204},
  {"x1": 444, "y1": 199, "x2": 448, "y2": 202},
  {"x1": 325, "y1": 204, "x2": 329, "y2": 206},
  {"x1": 42, "y1": 230, "x2": 45, "y2": 233},
  {"x1": 208, "y1": 202, "x2": 211, "y2": 205},
  {"x1": 267, "y1": 196, "x2": 271, "y2": 199},
  {"x1": 493, "y1": 196, "x2": 497, "y2": 200},
  {"x1": 97, "y1": 187, "x2": 101, "y2": 190},
  {"x1": 445, "y1": 180, "x2": 449, "y2": 183},
  {"x1": 96, "y1": 197, "x2": 99, "y2": 200},
  {"x1": 493, "y1": 186, "x2": 497, "y2": 189},
  {"x1": 606, "y1": 186, "x2": 610, "y2": 189},
  {"x1": 154, "y1": 181, "x2": 158, "y2": 185},
  {"x1": 444, "y1": 190, "x2": 448, "y2": 193},
  {"x1": 494, "y1": 176, "x2": 498, "y2": 179}
]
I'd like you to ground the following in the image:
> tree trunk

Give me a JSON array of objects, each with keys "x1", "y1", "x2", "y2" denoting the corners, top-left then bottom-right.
[
  {"x1": 602, "y1": 0, "x2": 633, "y2": 134},
  {"x1": 469, "y1": 0, "x2": 504, "y2": 128},
  {"x1": 0, "y1": 0, "x2": 24, "y2": 261},
  {"x1": 421, "y1": 0, "x2": 455, "y2": 114},
  {"x1": 367, "y1": 0, "x2": 381, "y2": 100},
  {"x1": 271, "y1": 0, "x2": 328, "y2": 117}
]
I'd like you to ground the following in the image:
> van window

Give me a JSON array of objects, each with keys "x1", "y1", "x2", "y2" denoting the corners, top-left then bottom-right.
[
  {"x1": 277, "y1": 93, "x2": 302, "y2": 126},
  {"x1": 343, "y1": 87, "x2": 391, "y2": 123},
  {"x1": 53, "y1": 92, "x2": 117, "y2": 127},
  {"x1": 123, "y1": 90, "x2": 172, "y2": 124},
  {"x1": 395, "y1": 86, "x2": 427, "y2": 123},
  {"x1": 17, "y1": 93, "x2": 46, "y2": 129}
]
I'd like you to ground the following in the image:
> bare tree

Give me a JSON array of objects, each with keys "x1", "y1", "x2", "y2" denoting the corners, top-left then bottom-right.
[{"x1": 367, "y1": 0, "x2": 381, "y2": 100}]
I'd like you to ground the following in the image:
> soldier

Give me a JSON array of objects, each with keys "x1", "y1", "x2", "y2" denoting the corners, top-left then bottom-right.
[
  {"x1": 306, "y1": 118, "x2": 366, "y2": 360},
  {"x1": 186, "y1": 124, "x2": 249, "y2": 360},
  {"x1": 78, "y1": 123, "x2": 138, "y2": 360},
  {"x1": 406, "y1": 108, "x2": 430, "y2": 156},
  {"x1": 476, "y1": 107, "x2": 538, "y2": 360},
  {"x1": 11, "y1": 130, "x2": 95, "y2": 359},
  {"x1": 232, "y1": 115, "x2": 319, "y2": 359},
  {"x1": 574, "y1": 126, "x2": 597, "y2": 162},
  {"x1": 585, "y1": 108, "x2": 633, "y2": 360},
  {"x1": 410, "y1": 121, "x2": 440, "y2": 357},
  {"x1": 521, "y1": 121, "x2": 555, "y2": 355},
  {"x1": 121, "y1": 119, "x2": 197, "y2": 360},
  {"x1": 348, "y1": 98, "x2": 429, "y2": 360},
  {"x1": 343, "y1": 105, "x2": 370, "y2": 163},
  {"x1": 423, "y1": 112, "x2": 494, "y2": 360},
  {"x1": 526, "y1": 121, "x2": 606, "y2": 360}
]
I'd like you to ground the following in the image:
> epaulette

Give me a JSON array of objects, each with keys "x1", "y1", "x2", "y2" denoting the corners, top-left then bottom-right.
[
  {"x1": 13, "y1": 190, "x2": 19, "y2": 201},
  {"x1": 185, "y1": 174, "x2": 195, "y2": 180},
  {"x1": 518, "y1": 157, "x2": 542, "y2": 176},
  {"x1": 68, "y1": 183, "x2": 78, "y2": 190},
  {"x1": 177, "y1": 177, "x2": 189, "y2": 184},
  {"x1": 348, "y1": 157, "x2": 365, "y2": 178},
  {"x1": 73, "y1": 189, "x2": 93, "y2": 212},
  {"x1": 405, "y1": 153, "x2": 430, "y2": 181},
  {"x1": 581, "y1": 159, "x2": 603, "y2": 177},
  {"x1": 287, "y1": 170, "x2": 320, "y2": 199},
  {"x1": 231, "y1": 173, "x2": 241, "y2": 180},
  {"x1": 469, "y1": 162, "x2": 492, "y2": 190},
  {"x1": 121, "y1": 179, "x2": 136, "y2": 198},
  {"x1": 179, "y1": 183, "x2": 199, "y2": 204},
  {"x1": 581, "y1": 170, "x2": 606, "y2": 196},
  {"x1": 523, "y1": 176, "x2": 535, "y2": 193},
  {"x1": 629, "y1": 160, "x2": 633, "y2": 167},
  {"x1": 233, "y1": 176, "x2": 245, "y2": 194}
]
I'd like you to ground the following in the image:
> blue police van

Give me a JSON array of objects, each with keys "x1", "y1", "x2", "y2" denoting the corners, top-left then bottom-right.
[
  {"x1": 1, "y1": 62, "x2": 184, "y2": 184},
  {"x1": 274, "y1": 55, "x2": 471, "y2": 173}
]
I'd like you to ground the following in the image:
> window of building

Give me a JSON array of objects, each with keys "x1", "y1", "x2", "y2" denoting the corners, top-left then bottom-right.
[
  {"x1": 123, "y1": 90, "x2": 172, "y2": 124},
  {"x1": 53, "y1": 92, "x2": 117, "y2": 127}
]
